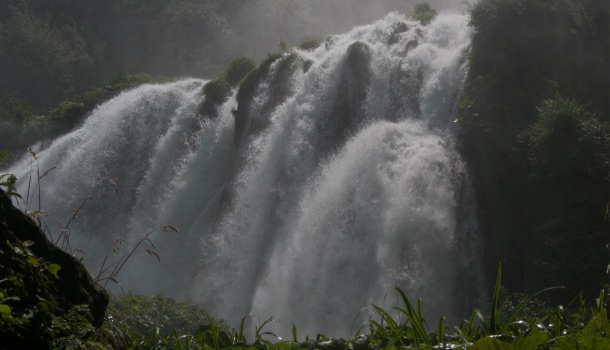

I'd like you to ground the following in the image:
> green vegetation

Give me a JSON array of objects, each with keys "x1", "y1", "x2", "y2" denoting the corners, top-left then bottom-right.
[
  {"x1": 0, "y1": 0, "x2": 328, "y2": 115},
  {"x1": 233, "y1": 52, "x2": 299, "y2": 144},
  {"x1": 0, "y1": 220, "x2": 106, "y2": 348},
  {"x1": 412, "y1": 3, "x2": 437, "y2": 26},
  {"x1": 0, "y1": 4, "x2": 99, "y2": 109},
  {"x1": 95, "y1": 280, "x2": 610, "y2": 349},
  {"x1": 224, "y1": 57, "x2": 258, "y2": 88},
  {"x1": 107, "y1": 294, "x2": 228, "y2": 337},
  {"x1": 299, "y1": 38, "x2": 323, "y2": 51},
  {"x1": 459, "y1": 0, "x2": 609, "y2": 301},
  {"x1": 200, "y1": 57, "x2": 256, "y2": 116},
  {"x1": 0, "y1": 73, "x2": 168, "y2": 160},
  {"x1": 0, "y1": 151, "x2": 19, "y2": 200}
]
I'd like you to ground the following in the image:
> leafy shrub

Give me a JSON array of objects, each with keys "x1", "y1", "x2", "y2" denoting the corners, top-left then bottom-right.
[
  {"x1": 0, "y1": 97, "x2": 37, "y2": 153},
  {"x1": 223, "y1": 57, "x2": 256, "y2": 87},
  {"x1": 0, "y1": 152, "x2": 19, "y2": 200},
  {"x1": 519, "y1": 95, "x2": 609, "y2": 174},
  {"x1": 200, "y1": 79, "x2": 231, "y2": 116},
  {"x1": 412, "y1": 3, "x2": 438, "y2": 25},
  {"x1": 515, "y1": 96, "x2": 609, "y2": 294},
  {"x1": 107, "y1": 294, "x2": 227, "y2": 336},
  {"x1": 459, "y1": 0, "x2": 609, "y2": 297},
  {"x1": 299, "y1": 38, "x2": 322, "y2": 51},
  {"x1": 0, "y1": 4, "x2": 98, "y2": 109},
  {"x1": 199, "y1": 56, "x2": 256, "y2": 116},
  {"x1": 0, "y1": 234, "x2": 109, "y2": 348}
]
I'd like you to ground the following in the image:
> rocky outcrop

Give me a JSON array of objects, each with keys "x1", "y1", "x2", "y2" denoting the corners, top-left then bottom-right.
[
  {"x1": 322, "y1": 41, "x2": 372, "y2": 153},
  {"x1": 0, "y1": 188, "x2": 109, "y2": 346}
]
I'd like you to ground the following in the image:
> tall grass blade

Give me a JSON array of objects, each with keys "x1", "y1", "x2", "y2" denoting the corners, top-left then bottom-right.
[
  {"x1": 596, "y1": 289, "x2": 605, "y2": 313},
  {"x1": 292, "y1": 324, "x2": 298, "y2": 343},
  {"x1": 465, "y1": 309, "x2": 479, "y2": 338},
  {"x1": 373, "y1": 304, "x2": 399, "y2": 332},
  {"x1": 437, "y1": 316, "x2": 445, "y2": 346},
  {"x1": 394, "y1": 287, "x2": 431, "y2": 347},
  {"x1": 490, "y1": 262, "x2": 502, "y2": 334},
  {"x1": 237, "y1": 316, "x2": 246, "y2": 342}
]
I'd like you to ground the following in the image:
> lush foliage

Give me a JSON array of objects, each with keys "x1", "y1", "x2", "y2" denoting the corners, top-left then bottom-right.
[
  {"x1": 199, "y1": 56, "x2": 256, "y2": 116},
  {"x1": 107, "y1": 294, "x2": 228, "y2": 337},
  {"x1": 103, "y1": 279, "x2": 610, "y2": 350},
  {"x1": 0, "y1": 4, "x2": 99, "y2": 109},
  {"x1": 412, "y1": 3, "x2": 438, "y2": 25},
  {"x1": 459, "y1": 0, "x2": 609, "y2": 300},
  {"x1": 0, "y1": 151, "x2": 20, "y2": 200},
  {"x1": 0, "y1": 231, "x2": 108, "y2": 348},
  {"x1": 0, "y1": 0, "x2": 332, "y2": 114},
  {"x1": 0, "y1": 73, "x2": 168, "y2": 161}
]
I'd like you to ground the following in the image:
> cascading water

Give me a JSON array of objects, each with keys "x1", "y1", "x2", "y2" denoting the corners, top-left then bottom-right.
[{"x1": 8, "y1": 12, "x2": 482, "y2": 337}]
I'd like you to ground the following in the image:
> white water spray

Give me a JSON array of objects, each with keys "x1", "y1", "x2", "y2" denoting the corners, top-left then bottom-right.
[{"x1": 8, "y1": 12, "x2": 482, "y2": 337}]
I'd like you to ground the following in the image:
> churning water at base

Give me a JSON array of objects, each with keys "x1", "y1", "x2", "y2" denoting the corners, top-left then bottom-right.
[{"x1": 8, "y1": 12, "x2": 482, "y2": 337}]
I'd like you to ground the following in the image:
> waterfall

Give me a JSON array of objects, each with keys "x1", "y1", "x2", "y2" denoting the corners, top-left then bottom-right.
[{"x1": 8, "y1": 12, "x2": 482, "y2": 337}]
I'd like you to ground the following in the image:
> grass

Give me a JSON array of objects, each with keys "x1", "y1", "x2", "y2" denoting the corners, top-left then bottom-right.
[{"x1": 101, "y1": 265, "x2": 610, "y2": 350}]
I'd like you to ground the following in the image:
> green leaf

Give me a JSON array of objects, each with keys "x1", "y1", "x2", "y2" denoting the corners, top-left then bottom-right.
[
  {"x1": 470, "y1": 337, "x2": 513, "y2": 350},
  {"x1": 513, "y1": 329, "x2": 549, "y2": 350},
  {"x1": 46, "y1": 263, "x2": 62, "y2": 276},
  {"x1": 37, "y1": 301, "x2": 49, "y2": 312},
  {"x1": 0, "y1": 304, "x2": 11, "y2": 316},
  {"x1": 27, "y1": 255, "x2": 40, "y2": 266},
  {"x1": 490, "y1": 262, "x2": 502, "y2": 334}
]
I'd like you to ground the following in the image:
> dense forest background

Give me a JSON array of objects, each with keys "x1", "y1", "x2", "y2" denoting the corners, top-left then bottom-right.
[
  {"x1": 0, "y1": 0, "x2": 609, "y2": 307},
  {"x1": 0, "y1": 0, "x2": 465, "y2": 154},
  {"x1": 461, "y1": 0, "x2": 609, "y2": 302}
]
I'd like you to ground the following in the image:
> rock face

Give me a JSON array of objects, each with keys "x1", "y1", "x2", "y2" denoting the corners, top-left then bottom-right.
[{"x1": 0, "y1": 188, "x2": 109, "y2": 343}]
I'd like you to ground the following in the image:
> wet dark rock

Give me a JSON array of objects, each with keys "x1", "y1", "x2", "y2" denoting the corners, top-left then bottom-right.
[
  {"x1": 405, "y1": 38, "x2": 419, "y2": 53},
  {"x1": 389, "y1": 63, "x2": 423, "y2": 120},
  {"x1": 323, "y1": 41, "x2": 372, "y2": 152},
  {"x1": 388, "y1": 22, "x2": 409, "y2": 45}
]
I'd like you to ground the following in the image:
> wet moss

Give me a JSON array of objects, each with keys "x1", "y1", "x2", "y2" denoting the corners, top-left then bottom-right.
[
  {"x1": 198, "y1": 57, "x2": 256, "y2": 117},
  {"x1": 223, "y1": 57, "x2": 256, "y2": 88},
  {"x1": 299, "y1": 38, "x2": 322, "y2": 51},
  {"x1": 233, "y1": 53, "x2": 301, "y2": 146}
]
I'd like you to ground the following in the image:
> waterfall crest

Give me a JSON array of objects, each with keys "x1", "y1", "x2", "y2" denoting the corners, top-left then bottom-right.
[{"x1": 8, "y1": 12, "x2": 482, "y2": 337}]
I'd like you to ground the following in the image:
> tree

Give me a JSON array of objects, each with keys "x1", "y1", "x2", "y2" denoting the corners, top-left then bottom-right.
[
  {"x1": 0, "y1": 4, "x2": 96, "y2": 109},
  {"x1": 412, "y1": 3, "x2": 437, "y2": 25}
]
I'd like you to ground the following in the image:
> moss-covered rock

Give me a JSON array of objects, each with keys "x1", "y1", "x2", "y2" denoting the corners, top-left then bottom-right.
[
  {"x1": 199, "y1": 79, "x2": 231, "y2": 116},
  {"x1": 233, "y1": 52, "x2": 300, "y2": 146},
  {"x1": 299, "y1": 38, "x2": 322, "y2": 51},
  {"x1": 0, "y1": 188, "x2": 109, "y2": 348},
  {"x1": 223, "y1": 57, "x2": 256, "y2": 88},
  {"x1": 198, "y1": 57, "x2": 256, "y2": 118}
]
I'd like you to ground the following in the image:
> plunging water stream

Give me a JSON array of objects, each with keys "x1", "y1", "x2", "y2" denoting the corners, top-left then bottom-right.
[{"x1": 8, "y1": 12, "x2": 482, "y2": 337}]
